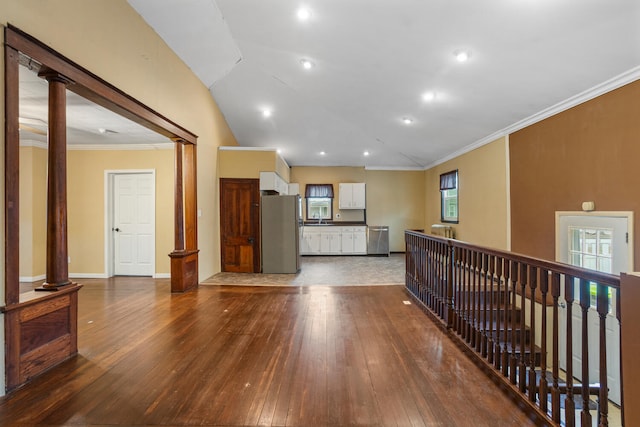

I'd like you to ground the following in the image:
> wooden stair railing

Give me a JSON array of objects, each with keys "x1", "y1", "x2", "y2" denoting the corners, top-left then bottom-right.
[{"x1": 405, "y1": 231, "x2": 621, "y2": 427}]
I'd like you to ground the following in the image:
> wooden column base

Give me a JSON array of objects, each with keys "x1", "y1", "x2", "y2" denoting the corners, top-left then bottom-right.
[
  {"x1": 2, "y1": 284, "x2": 82, "y2": 391},
  {"x1": 169, "y1": 249, "x2": 199, "y2": 293},
  {"x1": 35, "y1": 281, "x2": 76, "y2": 292}
]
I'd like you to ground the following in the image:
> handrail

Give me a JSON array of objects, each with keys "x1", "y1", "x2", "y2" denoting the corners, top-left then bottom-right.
[{"x1": 405, "y1": 230, "x2": 621, "y2": 427}]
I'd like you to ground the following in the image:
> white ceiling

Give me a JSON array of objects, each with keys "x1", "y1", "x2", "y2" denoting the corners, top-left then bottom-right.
[{"x1": 20, "y1": 1, "x2": 640, "y2": 168}]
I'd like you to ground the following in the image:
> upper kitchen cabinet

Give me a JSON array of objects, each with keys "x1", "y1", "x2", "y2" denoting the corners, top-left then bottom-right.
[
  {"x1": 339, "y1": 183, "x2": 366, "y2": 209},
  {"x1": 260, "y1": 171, "x2": 289, "y2": 194}
]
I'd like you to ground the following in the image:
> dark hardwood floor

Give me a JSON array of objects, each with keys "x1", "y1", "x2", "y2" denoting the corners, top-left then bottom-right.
[{"x1": 2, "y1": 277, "x2": 540, "y2": 426}]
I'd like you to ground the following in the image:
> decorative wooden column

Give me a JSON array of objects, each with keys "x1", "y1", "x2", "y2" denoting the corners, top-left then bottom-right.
[
  {"x1": 169, "y1": 139, "x2": 199, "y2": 292},
  {"x1": 38, "y1": 68, "x2": 73, "y2": 290}
]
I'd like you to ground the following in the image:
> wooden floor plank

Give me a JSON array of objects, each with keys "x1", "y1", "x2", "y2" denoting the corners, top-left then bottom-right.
[{"x1": 1, "y1": 278, "x2": 540, "y2": 426}]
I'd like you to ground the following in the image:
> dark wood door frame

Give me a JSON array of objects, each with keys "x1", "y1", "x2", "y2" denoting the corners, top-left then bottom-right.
[
  {"x1": 4, "y1": 25, "x2": 199, "y2": 295},
  {"x1": 220, "y1": 178, "x2": 261, "y2": 273},
  {"x1": 2, "y1": 26, "x2": 199, "y2": 391}
]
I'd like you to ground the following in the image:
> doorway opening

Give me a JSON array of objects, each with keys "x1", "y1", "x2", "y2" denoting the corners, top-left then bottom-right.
[
  {"x1": 555, "y1": 211, "x2": 633, "y2": 405},
  {"x1": 106, "y1": 171, "x2": 156, "y2": 277}
]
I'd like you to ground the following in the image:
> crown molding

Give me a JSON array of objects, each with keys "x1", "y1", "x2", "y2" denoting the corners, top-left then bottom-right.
[{"x1": 425, "y1": 66, "x2": 640, "y2": 170}]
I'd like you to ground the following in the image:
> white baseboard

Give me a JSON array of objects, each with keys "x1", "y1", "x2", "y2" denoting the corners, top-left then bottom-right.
[
  {"x1": 69, "y1": 273, "x2": 109, "y2": 279},
  {"x1": 19, "y1": 274, "x2": 45, "y2": 283},
  {"x1": 153, "y1": 273, "x2": 171, "y2": 279}
]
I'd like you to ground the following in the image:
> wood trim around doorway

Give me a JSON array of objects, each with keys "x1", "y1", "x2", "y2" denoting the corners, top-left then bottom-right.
[{"x1": 3, "y1": 25, "x2": 200, "y2": 392}]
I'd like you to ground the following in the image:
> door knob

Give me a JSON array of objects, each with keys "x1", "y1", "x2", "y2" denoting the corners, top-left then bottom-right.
[
  {"x1": 113, "y1": 227, "x2": 121, "y2": 232},
  {"x1": 248, "y1": 237, "x2": 255, "y2": 243}
]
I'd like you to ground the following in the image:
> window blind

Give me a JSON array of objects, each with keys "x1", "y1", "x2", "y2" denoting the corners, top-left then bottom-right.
[{"x1": 305, "y1": 184, "x2": 334, "y2": 198}]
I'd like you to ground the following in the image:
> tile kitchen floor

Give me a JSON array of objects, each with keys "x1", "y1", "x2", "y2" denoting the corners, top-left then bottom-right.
[{"x1": 202, "y1": 253, "x2": 405, "y2": 286}]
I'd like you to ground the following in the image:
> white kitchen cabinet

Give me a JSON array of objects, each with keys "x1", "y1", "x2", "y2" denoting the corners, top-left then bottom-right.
[
  {"x1": 320, "y1": 230, "x2": 341, "y2": 253},
  {"x1": 300, "y1": 225, "x2": 367, "y2": 255},
  {"x1": 301, "y1": 228, "x2": 321, "y2": 254},
  {"x1": 341, "y1": 226, "x2": 367, "y2": 254},
  {"x1": 338, "y1": 183, "x2": 366, "y2": 209},
  {"x1": 260, "y1": 171, "x2": 288, "y2": 194}
]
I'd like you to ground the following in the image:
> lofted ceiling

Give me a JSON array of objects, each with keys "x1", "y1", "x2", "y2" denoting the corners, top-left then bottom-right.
[
  {"x1": 19, "y1": 1, "x2": 640, "y2": 168},
  {"x1": 128, "y1": 0, "x2": 640, "y2": 169}
]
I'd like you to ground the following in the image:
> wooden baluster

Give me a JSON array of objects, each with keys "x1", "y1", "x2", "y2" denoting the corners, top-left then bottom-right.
[
  {"x1": 528, "y1": 266, "x2": 538, "y2": 401},
  {"x1": 501, "y1": 258, "x2": 511, "y2": 377},
  {"x1": 539, "y1": 269, "x2": 549, "y2": 412},
  {"x1": 519, "y1": 263, "x2": 528, "y2": 393},
  {"x1": 446, "y1": 241, "x2": 455, "y2": 328},
  {"x1": 565, "y1": 275, "x2": 576, "y2": 427},
  {"x1": 475, "y1": 251, "x2": 483, "y2": 352},
  {"x1": 579, "y1": 278, "x2": 592, "y2": 427},
  {"x1": 495, "y1": 256, "x2": 504, "y2": 370},
  {"x1": 509, "y1": 261, "x2": 520, "y2": 385},
  {"x1": 465, "y1": 249, "x2": 472, "y2": 342},
  {"x1": 480, "y1": 253, "x2": 488, "y2": 357},
  {"x1": 487, "y1": 255, "x2": 495, "y2": 364},
  {"x1": 455, "y1": 247, "x2": 463, "y2": 335},
  {"x1": 596, "y1": 283, "x2": 609, "y2": 427},
  {"x1": 471, "y1": 250, "x2": 478, "y2": 349}
]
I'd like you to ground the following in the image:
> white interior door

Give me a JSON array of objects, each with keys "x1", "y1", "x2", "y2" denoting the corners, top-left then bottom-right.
[
  {"x1": 113, "y1": 173, "x2": 155, "y2": 276},
  {"x1": 556, "y1": 213, "x2": 632, "y2": 405}
]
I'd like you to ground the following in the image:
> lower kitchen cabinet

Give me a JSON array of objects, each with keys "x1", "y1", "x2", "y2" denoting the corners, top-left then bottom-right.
[{"x1": 300, "y1": 226, "x2": 367, "y2": 255}]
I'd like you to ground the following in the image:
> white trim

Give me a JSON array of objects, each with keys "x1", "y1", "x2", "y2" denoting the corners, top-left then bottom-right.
[
  {"x1": 425, "y1": 66, "x2": 640, "y2": 170},
  {"x1": 18, "y1": 274, "x2": 46, "y2": 283},
  {"x1": 153, "y1": 273, "x2": 171, "y2": 279},
  {"x1": 364, "y1": 166, "x2": 425, "y2": 171},
  {"x1": 69, "y1": 143, "x2": 173, "y2": 151},
  {"x1": 69, "y1": 273, "x2": 109, "y2": 279},
  {"x1": 219, "y1": 145, "x2": 292, "y2": 169},
  {"x1": 504, "y1": 135, "x2": 511, "y2": 251},
  {"x1": 219, "y1": 146, "x2": 276, "y2": 151},
  {"x1": 19, "y1": 140, "x2": 47, "y2": 149},
  {"x1": 554, "y1": 211, "x2": 634, "y2": 272},
  {"x1": 105, "y1": 170, "x2": 157, "y2": 278}
]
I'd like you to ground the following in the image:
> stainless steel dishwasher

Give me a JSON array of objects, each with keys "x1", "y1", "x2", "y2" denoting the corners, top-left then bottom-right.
[{"x1": 367, "y1": 226, "x2": 389, "y2": 256}]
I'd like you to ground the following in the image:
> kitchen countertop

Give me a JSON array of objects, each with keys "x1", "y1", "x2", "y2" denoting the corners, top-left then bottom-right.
[{"x1": 302, "y1": 221, "x2": 367, "y2": 226}]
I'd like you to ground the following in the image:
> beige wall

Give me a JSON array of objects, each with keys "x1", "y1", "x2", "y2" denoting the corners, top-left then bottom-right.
[
  {"x1": 18, "y1": 146, "x2": 47, "y2": 279},
  {"x1": 424, "y1": 137, "x2": 509, "y2": 250},
  {"x1": 1, "y1": 0, "x2": 237, "y2": 284},
  {"x1": 291, "y1": 166, "x2": 367, "y2": 223},
  {"x1": 67, "y1": 148, "x2": 175, "y2": 276},
  {"x1": 218, "y1": 149, "x2": 290, "y2": 182},
  {"x1": 365, "y1": 170, "x2": 425, "y2": 251},
  {"x1": 290, "y1": 166, "x2": 425, "y2": 251}
]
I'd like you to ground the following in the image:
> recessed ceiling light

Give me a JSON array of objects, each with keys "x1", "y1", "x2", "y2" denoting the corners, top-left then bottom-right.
[
  {"x1": 402, "y1": 117, "x2": 413, "y2": 125},
  {"x1": 262, "y1": 109, "x2": 272, "y2": 118},
  {"x1": 454, "y1": 50, "x2": 471, "y2": 62},
  {"x1": 297, "y1": 7, "x2": 312, "y2": 21},
  {"x1": 300, "y1": 59, "x2": 314, "y2": 70},
  {"x1": 363, "y1": 151, "x2": 370, "y2": 156},
  {"x1": 276, "y1": 148, "x2": 282, "y2": 154},
  {"x1": 422, "y1": 91, "x2": 436, "y2": 102},
  {"x1": 319, "y1": 151, "x2": 326, "y2": 156}
]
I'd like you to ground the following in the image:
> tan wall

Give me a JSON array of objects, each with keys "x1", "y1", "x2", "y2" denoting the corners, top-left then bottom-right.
[
  {"x1": 364, "y1": 170, "x2": 425, "y2": 251},
  {"x1": 218, "y1": 149, "x2": 291, "y2": 182},
  {"x1": 291, "y1": 166, "x2": 367, "y2": 223},
  {"x1": 424, "y1": 137, "x2": 509, "y2": 250},
  {"x1": 218, "y1": 150, "x2": 277, "y2": 179},
  {"x1": 1, "y1": 0, "x2": 237, "y2": 283},
  {"x1": 66, "y1": 148, "x2": 174, "y2": 275},
  {"x1": 290, "y1": 167, "x2": 425, "y2": 251},
  {"x1": 510, "y1": 80, "x2": 640, "y2": 268},
  {"x1": 19, "y1": 146, "x2": 47, "y2": 278}
]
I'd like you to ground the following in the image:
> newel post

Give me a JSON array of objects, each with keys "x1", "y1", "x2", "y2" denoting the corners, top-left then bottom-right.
[{"x1": 620, "y1": 273, "x2": 640, "y2": 426}]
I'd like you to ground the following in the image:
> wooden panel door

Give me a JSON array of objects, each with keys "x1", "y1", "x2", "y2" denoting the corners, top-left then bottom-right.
[{"x1": 220, "y1": 178, "x2": 260, "y2": 272}]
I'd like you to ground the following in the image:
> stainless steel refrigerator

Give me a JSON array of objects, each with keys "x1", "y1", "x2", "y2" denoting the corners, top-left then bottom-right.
[{"x1": 261, "y1": 195, "x2": 301, "y2": 273}]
